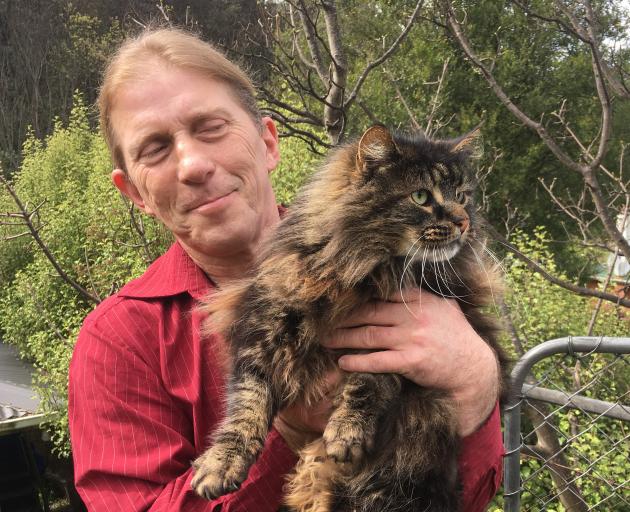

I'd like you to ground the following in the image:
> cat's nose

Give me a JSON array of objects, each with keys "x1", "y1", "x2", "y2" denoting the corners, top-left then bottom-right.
[{"x1": 453, "y1": 216, "x2": 470, "y2": 234}]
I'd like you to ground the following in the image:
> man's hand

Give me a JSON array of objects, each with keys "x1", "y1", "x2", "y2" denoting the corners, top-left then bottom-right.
[
  {"x1": 322, "y1": 288, "x2": 499, "y2": 437},
  {"x1": 274, "y1": 371, "x2": 341, "y2": 453}
]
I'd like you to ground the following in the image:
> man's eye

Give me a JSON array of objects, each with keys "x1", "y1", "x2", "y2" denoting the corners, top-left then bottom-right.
[
  {"x1": 201, "y1": 122, "x2": 227, "y2": 134},
  {"x1": 141, "y1": 144, "x2": 166, "y2": 159}
]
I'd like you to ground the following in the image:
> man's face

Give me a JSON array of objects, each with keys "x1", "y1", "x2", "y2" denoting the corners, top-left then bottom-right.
[{"x1": 110, "y1": 65, "x2": 280, "y2": 264}]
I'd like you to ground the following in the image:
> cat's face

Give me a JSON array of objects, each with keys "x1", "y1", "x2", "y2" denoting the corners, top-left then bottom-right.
[{"x1": 351, "y1": 125, "x2": 479, "y2": 263}]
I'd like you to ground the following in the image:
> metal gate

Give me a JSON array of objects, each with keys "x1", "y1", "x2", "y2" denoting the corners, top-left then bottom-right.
[{"x1": 503, "y1": 336, "x2": 630, "y2": 511}]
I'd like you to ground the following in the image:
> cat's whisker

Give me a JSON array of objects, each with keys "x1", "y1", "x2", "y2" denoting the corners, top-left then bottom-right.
[
  {"x1": 467, "y1": 240, "x2": 501, "y2": 316},
  {"x1": 427, "y1": 251, "x2": 467, "y2": 314},
  {"x1": 399, "y1": 237, "x2": 424, "y2": 319},
  {"x1": 419, "y1": 251, "x2": 445, "y2": 298},
  {"x1": 400, "y1": 236, "x2": 423, "y2": 291},
  {"x1": 444, "y1": 247, "x2": 473, "y2": 293},
  {"x1": 480, "y1": 243, "x2": 526, "y2": 314},
  {"x1": 434, "y1": 251, "x2": 476, "y2": 306},
  {"x1": 402, "y1": 236, "x2": 421, "y2": 271},
  {"x1": 438, "y1": 253, "x2": 464, "y2": 299},
  {"x1": 481, "y1": 244, "x2": 508, "y2": 275},
  {"x1": 417, "y1": 246, "x2": 430, "y2": 312},
  {"x1": 427, "y1": 249, "x2": 448, "y2": 296},
  {"x1": 439, "y1": 252, "x2": 475, "y2": 301}
]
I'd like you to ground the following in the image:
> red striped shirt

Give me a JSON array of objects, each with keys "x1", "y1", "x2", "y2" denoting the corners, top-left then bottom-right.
[{"x1": 69, "y1": 241, "x2": 503, "y2": 511}]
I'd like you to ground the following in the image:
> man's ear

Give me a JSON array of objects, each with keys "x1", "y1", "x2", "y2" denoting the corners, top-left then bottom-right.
[
  {"x1": 261, "y1": 117, "x2": 280, "y2": 173},
  {"x1": 111, "y1": 169, "x2": 154, "y2": 215}
]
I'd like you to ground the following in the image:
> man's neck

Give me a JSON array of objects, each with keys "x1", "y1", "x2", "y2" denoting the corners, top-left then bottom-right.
[
  {"x1": 183, "y1": 244, "x2": 259, "y2": 287},
  {"x1": 178, "y1": 206, "x2": 282, "y2": 287}
]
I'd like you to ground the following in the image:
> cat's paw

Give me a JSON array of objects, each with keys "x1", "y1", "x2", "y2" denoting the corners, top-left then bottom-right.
[
  {"x1": 323, "y1": 416, "x2": 374, "y2": 464},
  {"x1": 191, "y1": 445, "x2": 250, "y2": 500}
]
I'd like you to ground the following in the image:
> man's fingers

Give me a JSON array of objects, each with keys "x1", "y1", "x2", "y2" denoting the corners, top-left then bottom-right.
[
  {"x1": 334, "y1": 289, "x2": 446, "y2": 329},
  {"x1": 334, "y1": 300, "x2": 406, "y2": 328},
  {"x1": 337, "y1": 350, "x2": 410, "y2": 375},
  {"x1": 323, "y1": 325, "x2": 399, "y2": 349},
  {"x1": 385, "y1": 287, "x2": 450, "y2": 305}
]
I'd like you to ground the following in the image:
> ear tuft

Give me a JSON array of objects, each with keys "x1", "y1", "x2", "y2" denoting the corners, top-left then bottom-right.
[
  {"x1": 356, "y1": 125, "x2": 394, "y2": 169},
  {"x1": 452, "y1": 125, "x2": 483, "y2": 158}
]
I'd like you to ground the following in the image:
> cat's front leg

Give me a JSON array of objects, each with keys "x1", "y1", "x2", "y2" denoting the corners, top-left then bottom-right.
[
  {"x1": 191, "y1": 372, "x2": 275, "y2": 500},
  {"x1": 323, "y1": 373, "x2": 401, "y2": 465}
]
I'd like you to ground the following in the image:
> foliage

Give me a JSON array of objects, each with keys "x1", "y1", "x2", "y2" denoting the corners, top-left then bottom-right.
[
  {"x1": 487, "y1": 228, "x2": 629, "y2": 510},
  {"x1": 503, "y1": 228, "x2": 628, "y2": 350},
  {"x1": 0, "y1": 0, "x2": 266, "y2": 171},
  {"x1": 0, "y1": 96, "x2": 172, "y2": 455},
  {"x1": 261, "y1": 0, "x2": 630, "y2": 277},
  {"x1": 0, "y1": 1, "x2": 125, "y2": 170},
  {"x1": 271, "y1": 133, "x2": 323, "y2": 205}
]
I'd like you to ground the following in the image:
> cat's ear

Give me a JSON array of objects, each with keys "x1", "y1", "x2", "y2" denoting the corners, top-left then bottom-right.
[
  {"x1": 451, "y1": 125, "x2": 483, "y2": 158},
  {"x1": 356, "y1": 125, "x2": 395, "y2": 169}
]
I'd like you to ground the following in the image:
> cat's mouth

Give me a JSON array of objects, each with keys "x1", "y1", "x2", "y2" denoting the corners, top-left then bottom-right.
[
  {"x1": 422, "y1": 242, "x2": 462, "y2": 262},
  {"x1": 398, "y1": 238, "x2": 463, "y2": 262}
]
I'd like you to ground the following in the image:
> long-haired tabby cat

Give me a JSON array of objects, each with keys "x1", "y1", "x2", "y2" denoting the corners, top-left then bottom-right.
[{"x1": 191, "y1": 125, "x2": 508, "y2": 511}]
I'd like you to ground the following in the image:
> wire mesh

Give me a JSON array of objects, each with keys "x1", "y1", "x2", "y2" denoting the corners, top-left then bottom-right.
[{"x1": 503, "y1": 337, "x2": 630, "y2": 512}]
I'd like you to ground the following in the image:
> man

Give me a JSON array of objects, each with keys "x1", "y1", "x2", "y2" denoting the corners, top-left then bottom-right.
[{"x1": 69, "y1": 28, "x2": 503, "y2": 511}]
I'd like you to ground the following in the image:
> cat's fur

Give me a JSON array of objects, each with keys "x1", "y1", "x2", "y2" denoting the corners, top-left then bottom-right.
[{"x1": 191, "y1": 125, "x2": 508, "y2": 511}]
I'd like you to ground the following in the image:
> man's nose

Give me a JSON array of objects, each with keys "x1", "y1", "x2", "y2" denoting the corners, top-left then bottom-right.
[{"x1": 175, "y1": 137, "x2": 215, "y2": 183}]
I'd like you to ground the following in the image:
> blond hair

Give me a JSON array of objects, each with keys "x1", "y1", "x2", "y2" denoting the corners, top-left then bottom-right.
[{"x1": 98, "y1": 27, "x2": 261, "y2": 171}]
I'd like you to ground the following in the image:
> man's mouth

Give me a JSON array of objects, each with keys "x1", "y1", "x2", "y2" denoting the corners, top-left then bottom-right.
[{"x1": 188, "y1": 190, "x2": 236, "y2": 213}]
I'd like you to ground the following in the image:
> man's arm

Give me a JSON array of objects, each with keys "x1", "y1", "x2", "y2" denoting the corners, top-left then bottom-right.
[
  {"x1": 458, "y1": 403, "x2": 503, "y2": 512},
  {"x1": 69, "y1": 319, "x2": 296, "y2": 511}
]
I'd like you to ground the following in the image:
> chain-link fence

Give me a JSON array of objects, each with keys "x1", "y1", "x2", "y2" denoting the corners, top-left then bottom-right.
[{"x1": 503, "y1": 337, "x2": 630, "y2": 511}]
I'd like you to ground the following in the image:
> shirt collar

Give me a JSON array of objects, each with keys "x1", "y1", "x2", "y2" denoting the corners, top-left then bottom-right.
[
  {"x1": 118, "y1": 241, "x2": 212, "y2": 300},
  {"x1": 117, "y1": 206, "x2": 287, "y2": 301}
]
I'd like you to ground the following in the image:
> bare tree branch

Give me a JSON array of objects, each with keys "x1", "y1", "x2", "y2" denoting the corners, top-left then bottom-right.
[
  {"x1": 485, "y1": 222, "x2": 630, "y2": 307},
  {"x1": 443, "y1": 2, "x2": 630, "y2": 263},
  {"x1": 355, "y1": 99, "x2": 381, "y2": 125},
  {"x1": 384, "y1": 67, "x2": 422, "y2": 132},
  {"x1": 424, "y1": 57, "x2": 450, "y2": 137},
  {"x1": 293, "y1": 1, "x2": 328, "y2": 83},
  {"x1": 0, "y1": 174, "x2": 101, "y2": 304},
  {"x1": 320, "y1": 0, "x2": 348, "y2": 144},
  {"x1": 344, "y1": 0, "x2": 425, "y2": 111},
  {"x1": 556, "y1": 0, "x2": 630, "y2": 99}
]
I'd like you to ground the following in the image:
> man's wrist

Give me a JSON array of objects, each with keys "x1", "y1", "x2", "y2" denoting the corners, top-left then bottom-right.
[
  {"x1": 273, "y1": 417, "x2": 318, "y2": 454},
  {"x1": 454, "y1": 390, "x2": 498, "y2": 437},
  {"x1": 452, "y1": 346, "x2": 499, "y2": 437}
]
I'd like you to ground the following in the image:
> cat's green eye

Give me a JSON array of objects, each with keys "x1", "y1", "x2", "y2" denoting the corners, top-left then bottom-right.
[
  {"x1": 411, "y1": 190, "x2": 430, "y2": 205},
  {"x1": 456, "y1": 191, "x2": 467, "y2": 203}
]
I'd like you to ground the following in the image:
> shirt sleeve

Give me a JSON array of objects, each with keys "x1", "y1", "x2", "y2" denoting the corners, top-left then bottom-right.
[
  {"x1": 457, "y1": 403, "x2": 504, "y2": 512},
  {"x1": 69, "y1": 320, "x2": 297, "y2": 512}
]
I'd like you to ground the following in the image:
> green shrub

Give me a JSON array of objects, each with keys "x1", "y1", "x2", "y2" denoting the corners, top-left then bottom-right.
[
  {"x1": 271, "y1": 134, "x2": 322, "y2": 204},
  {"x1": 0, "y1": 96, "x2": 172, "y2": 456}
]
